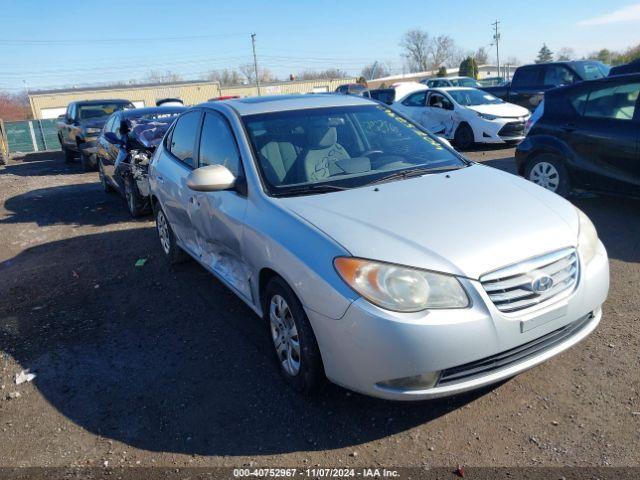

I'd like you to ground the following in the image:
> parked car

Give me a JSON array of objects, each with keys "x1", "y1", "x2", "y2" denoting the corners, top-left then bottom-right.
[
  {"x1": 609, "y1": 59, "x2": 640, "y2": 76},
  {"x1": 96, "y1": 106, "x2": 185, "y2": 217},
  {"x1": 393, "y1": 87, "x2": 530, "y2": 149},
  {"x1": 156, "y1": 98, "x2": 184, "y2": 106},
  {"x1": 57, "y1": 99, "x2": 135, "y2": 170},
  {"x1": 148, "y1": 94, "x2": 609, "y2": 401},
  {"x1": 481, "y1": 61, "x2": 610, "y2": 111},
  {"x1": 0, "y1": 119, "x2": 8, "y2": 166},
  {"x1": 516, "y1": 74, "x2": 640, "y2": 198},
  {"x1": 422, "y1": 76, "x2": 481, "y2": 88},
  {"x1": 335, "y1": 83, "x2": 371, "y2": 98},
  {"x1": 369, "y1": 88, "x2": 396, "y2": 105}
]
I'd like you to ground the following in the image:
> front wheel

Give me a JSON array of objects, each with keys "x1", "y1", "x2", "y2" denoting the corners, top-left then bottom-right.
[
  {"x1": 80, "y1": 151, "x2": 96, "y2": 172},
  {"x1": 525, "y1": 155, "x2": 570, "y2": 197},
  {"x1": 63, "y1": 146, "x2": 75, "y2": 164},
  {"x1": 123, "y1": 175, "x2": 150, "y2": 218},
  {"x1": 155, "y1": 207, "x2": 189, "y2": 264},
  {"x1": 453, "y1": 123, "x2": 475, "y2": 150},
  {"x1": 264, "y1": 276, "x2": 324, "y2": 393}
]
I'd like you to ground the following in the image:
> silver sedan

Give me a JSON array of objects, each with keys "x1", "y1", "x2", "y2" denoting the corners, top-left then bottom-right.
[{"x1": 148, "y1": 94, "x2": 609, "y2": 401}]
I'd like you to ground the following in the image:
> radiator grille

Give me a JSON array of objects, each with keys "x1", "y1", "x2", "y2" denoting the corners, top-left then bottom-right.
[{"x1": 480, "y1": 248, "x2": 579, "y2": 314}]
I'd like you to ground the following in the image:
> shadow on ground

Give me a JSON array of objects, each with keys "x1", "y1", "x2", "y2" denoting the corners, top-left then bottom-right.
[
  {"x1": 0, "y1": 151, "x2": 86, "y2": 177},
  {"x1": 0, "y1": 228, "x2": 490, "y2": 455}
]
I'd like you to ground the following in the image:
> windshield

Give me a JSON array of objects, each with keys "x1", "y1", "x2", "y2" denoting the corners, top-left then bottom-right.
[
  {"x1": 243, "y1": 105, "x2": 467, "y2": 196},
  {"x1": 450, "y1": 78, "x2": 480, "y2": 88},
  {"x1": 574, "y1": 62, "x2": 610, "y2": 80},
  {"x1": 79, "y1": 103, "x2": 133, "y2": 120},
  {"x1": 448, "y1": 89, "x2": 503, "y2": 106}
]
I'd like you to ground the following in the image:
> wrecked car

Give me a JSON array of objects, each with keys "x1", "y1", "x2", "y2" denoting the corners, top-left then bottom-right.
[
  {"x1": 96, "y1": 106, "x2": 185, "y2": 217},
  {"x1": 393, "y1": 87, "x2": 531, "y2": 150}
]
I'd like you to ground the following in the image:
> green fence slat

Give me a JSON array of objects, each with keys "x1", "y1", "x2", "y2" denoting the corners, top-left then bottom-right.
[{"x1": 5, "y1": 119, "x2": 61, "y2": 154}]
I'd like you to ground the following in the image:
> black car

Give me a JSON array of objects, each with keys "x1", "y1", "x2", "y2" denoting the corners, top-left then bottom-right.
[
  {"x1": 57, "y1": 99, "x2": 135, "y2": 170},
  {"x1": 609, "y1": 59, "x2": 640, "y2": 76},
  {"x1": 481, "y1": 61, "x2": 610, "y2": 111},
  {"x1": 96, "y1": 106, "x2": 185, "y2": 216},
  {"x1": 515, "y1": 74, "x2": 639, "y2": 198}
]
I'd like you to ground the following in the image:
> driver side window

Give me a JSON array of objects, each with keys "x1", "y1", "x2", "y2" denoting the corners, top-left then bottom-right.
[
  {"x1": 402, "y1": 91, "x2": 427, "y2": 107},
  {"x1": 428, "y1": 93, "x2": 452, "y2": 110}
]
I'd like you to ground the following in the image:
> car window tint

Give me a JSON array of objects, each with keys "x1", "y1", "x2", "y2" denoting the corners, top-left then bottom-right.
[
  {"x1": 169, "y1": 111, "x2": 200, "y2": 167},
  {"x1": 402, "y1": 91, "x2": 427, "y2": 107},
  {"x1": 584, "y1": 82, "x2": 640, "y2": 121},
  {"x1": 569, "y1": 91, "x2": 589, "y2": 115},
  {"x1": 513, "y1": 67, "x2": 542, "y2": 87},
  {"x1": 198, "y1": 112, "x2": 240, "y2": 176},
  {"x1": 544, "y1": 66, "x2": 578, "y2": 87}
]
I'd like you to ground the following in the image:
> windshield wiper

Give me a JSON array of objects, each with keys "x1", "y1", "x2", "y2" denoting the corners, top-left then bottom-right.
[
  {"x1": 273, "y1": 183, "x2": 350, "y2": 197},
  {"x1": 365, "y1": 166, "x2": 462, "y2": 186}
]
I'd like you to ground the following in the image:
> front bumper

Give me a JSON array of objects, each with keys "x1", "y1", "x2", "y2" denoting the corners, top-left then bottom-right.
[
  {"x1": 308, "y1": 241, "x2": 609, "y2": 401},
  {"x1": 473, "y1": 118, "x2": 526, "y2": 144}
]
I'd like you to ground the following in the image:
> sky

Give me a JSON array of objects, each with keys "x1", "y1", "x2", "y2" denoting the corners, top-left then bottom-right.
[{"x1": 0, "y1": 0, "x2": 638, "y2": 92}]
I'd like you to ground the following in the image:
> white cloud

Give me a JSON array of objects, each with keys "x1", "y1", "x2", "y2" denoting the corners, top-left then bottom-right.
[{"x1": 578, "y1": 3, "x2": 640, "y2": 26}]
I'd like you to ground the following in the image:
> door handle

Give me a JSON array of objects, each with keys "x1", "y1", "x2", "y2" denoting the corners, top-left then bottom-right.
[
  {"x1": 561, "y1": 123, "x2": 576, "y2": 132},
  {"x1": 157, "y1": 175, "x2": 164, "y2": 183}
]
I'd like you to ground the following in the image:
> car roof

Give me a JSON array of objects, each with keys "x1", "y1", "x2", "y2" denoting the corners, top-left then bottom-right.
[
  {"x1": 120, "y1": 106, "x2": 186, "y2": 119},
  {"x1": 436, "y1": 87, "x2": 476, "y2": 91},
  {"x1": 211, "y1": 94, "x2": 375, "y2": 116}
]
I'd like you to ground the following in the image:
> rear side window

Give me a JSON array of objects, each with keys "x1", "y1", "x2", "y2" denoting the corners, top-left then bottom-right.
[
  {"x1": 543, "y1": 66, "x2": 578, "y2": 87},
  {"x1": 169, "y1": 111, "x2": 201, "y2": 167},
  {"x1": 198, "y1": 112, "x2": 241, "y2": 176},
  {"x1": 584, "y1": 82, "x2": 640, "y2": 121},
  {"x1": 513, "y1": 67, "x2": 543, "y2": 87},
  {"x1": 402, "y1": 91, "x2": 427, "y2": 107}
]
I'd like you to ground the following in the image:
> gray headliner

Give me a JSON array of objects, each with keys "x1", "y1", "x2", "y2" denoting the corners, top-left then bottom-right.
[{"x1": 202, "y1": 94, "x2": 376, "y2": 116}]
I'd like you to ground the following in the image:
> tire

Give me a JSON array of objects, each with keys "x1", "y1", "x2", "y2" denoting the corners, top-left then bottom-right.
[
  {"x1": 63, "y1": 146, "x2": 75, "y2": 164},
  {"x1": 453, "y1": 123, "x2": 475, "y2": 150},
  {"x1": 524, "y1": 154, "x2": 570, "y2": 197},
  {"x1": 123, "y1": 175, "x2": 150, "y2": 218},
  {"x1": 263, "y1": 276, "x2": 324, "y2": 393},
  {"x1": 155, "y1": 206, "x2": 189, "y2": 265},
  {"x1": 80, "y1": 151, "x2": 96, "y2": 172},
  {"x1": 98, "y1": 160, "x2": 114, "y2": 193}
]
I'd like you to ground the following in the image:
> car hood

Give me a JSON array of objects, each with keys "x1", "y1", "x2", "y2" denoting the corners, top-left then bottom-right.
[
  {"x1": 278, "y1": 164, "x2": 579, "y2": 279},
  {"x1": 466, "y1": 102, "x2": 529, "y2": 118}
]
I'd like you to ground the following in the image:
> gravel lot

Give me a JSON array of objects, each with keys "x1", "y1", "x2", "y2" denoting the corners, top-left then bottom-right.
[{"x1": 0, "y1": 147, "x2": 638, "y2": 470}]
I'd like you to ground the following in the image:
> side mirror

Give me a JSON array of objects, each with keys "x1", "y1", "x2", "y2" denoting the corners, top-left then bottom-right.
[
  {"x1": 187, "y1": 164, "x2": 236, "y2": 192},
  {"x1": 104, "y1": 132, "x2": 124, "y2": 146}
]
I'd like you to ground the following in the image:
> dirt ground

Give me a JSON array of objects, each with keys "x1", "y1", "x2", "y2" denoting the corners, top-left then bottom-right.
[{"x1": 0, "y1": 148, "x2": 638, "y2": 470}]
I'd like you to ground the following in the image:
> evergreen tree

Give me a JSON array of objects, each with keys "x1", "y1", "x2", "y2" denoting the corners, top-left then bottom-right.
[
  {"x1": 535, "y1": 44, "x2": 554, "y2": 63},
  {"x1": 437, "y1": 66, "x2": 448, "y2": 77}
]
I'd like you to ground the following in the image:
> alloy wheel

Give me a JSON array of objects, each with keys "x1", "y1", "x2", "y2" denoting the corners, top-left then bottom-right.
[
  {"x1": 269, "y1": 294, "x2": 301, "y2": 376},
  {"x1": 529, "y1": 161, "x2": 560, "y2": 192},
  {"x1": 156, "y1": 210, "x2": 171, "y2": 255}
]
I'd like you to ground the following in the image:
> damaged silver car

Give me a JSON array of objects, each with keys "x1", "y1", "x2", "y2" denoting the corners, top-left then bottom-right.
[{"x1": 96, "y1": 106, "x2": 186, "y2": 217}]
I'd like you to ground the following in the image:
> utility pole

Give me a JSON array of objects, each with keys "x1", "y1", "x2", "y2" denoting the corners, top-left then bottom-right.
[
  {"x1": 251, "y1": 33, "x2": 261, "y2": 96},
  {"x1": 492, "y1": 20, "x2": 501, "y2": 79}
]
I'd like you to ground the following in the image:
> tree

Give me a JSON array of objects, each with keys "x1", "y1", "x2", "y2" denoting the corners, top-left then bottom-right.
[
  {"x1": 474, "y1": 47, "x2": 489, "y2": 65},
  {"x1": 458, "y1": 57, "x2": 479, "y2": 79},
  {"x1": 207, "y1": 69, "x2": 243, "y2": 86},
  {"x1": 535, "y1": 44, "x2": 554, "y2": 64},
  {"x1": 0, "y1": 91, "x2": 31, "y2": 121},
  {"x1": 556, "y1": 47, "x2": 575, "y2": 61},
  {"x1": 429, "y1": 35, "x2": 457, "y2": 69},
  {"x1": 437, "y1": 66, "x2": 448, "y2": 77},
  {"x1": 361, "y1": 62, "x2": 390, "y2": 80},
  {"x1": 239, "y1": 63, "x2": 273, "y2": 84},
  {"x1": 400, "y1": 29, "x2": 430, "y2": 72},
  {"x1": 144, "y1": 70, "x2": 183, "y2": 83},
  {"x1": 296, "y1": 69, "x2": 349, "y2": 80}
]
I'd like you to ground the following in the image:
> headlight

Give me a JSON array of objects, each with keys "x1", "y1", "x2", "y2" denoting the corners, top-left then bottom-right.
[
  {"x1": 576, "y1": 208, "x2": 598, "y2": 264},
  {"x1": 85, "y1": 127, "x2": 101, "y2": 134},
  {"x1": 477, "y1": 112, "x2": 498, "y2": 120},
  {"x1": 334, "y1": 257, "x2": 469, "y2": 312}
]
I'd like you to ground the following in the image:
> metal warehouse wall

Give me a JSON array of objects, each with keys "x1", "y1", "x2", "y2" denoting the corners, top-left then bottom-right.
[{"x1": 28, "y1": 78, "x2": 357, "y2": 119}]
